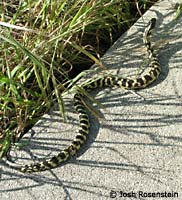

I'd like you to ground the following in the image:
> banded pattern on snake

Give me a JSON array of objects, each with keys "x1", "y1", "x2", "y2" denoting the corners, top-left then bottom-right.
[{"x1": 6, "y1": 18, "x2": 161, "y2": 173}]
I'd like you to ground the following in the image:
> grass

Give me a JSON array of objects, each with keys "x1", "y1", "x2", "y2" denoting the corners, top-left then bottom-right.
[
  {"x1": 175, "y1": 1, "x2": 182, "y2": 19},
  {"x1": 0, "y1": 0, "x2": 157, "y2": 158}
]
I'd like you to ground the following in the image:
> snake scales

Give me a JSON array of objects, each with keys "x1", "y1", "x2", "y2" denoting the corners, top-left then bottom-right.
[{"x1": 5, "y1": 18, "x2": 161, "y2": 173}]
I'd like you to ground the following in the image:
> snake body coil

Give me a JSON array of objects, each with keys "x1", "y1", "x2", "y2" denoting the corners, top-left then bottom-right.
[{"x1": 7, "y1": 18, "x2": 161, "y2": 173}]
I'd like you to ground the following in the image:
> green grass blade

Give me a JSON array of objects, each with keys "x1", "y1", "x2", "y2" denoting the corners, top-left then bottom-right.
[{"x1": 0, "y1": 34, "x2": 48, "y2": 97}]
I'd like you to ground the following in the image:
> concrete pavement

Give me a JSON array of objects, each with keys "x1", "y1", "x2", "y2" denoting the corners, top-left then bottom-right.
[{"x1": 0, "y1": 0, "x2": 182, "y2": 199}]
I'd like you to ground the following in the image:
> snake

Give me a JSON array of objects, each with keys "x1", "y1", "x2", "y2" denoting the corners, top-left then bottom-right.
[{"x1": 5, "y1": 18, "x2": 161, "y2": 173}]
